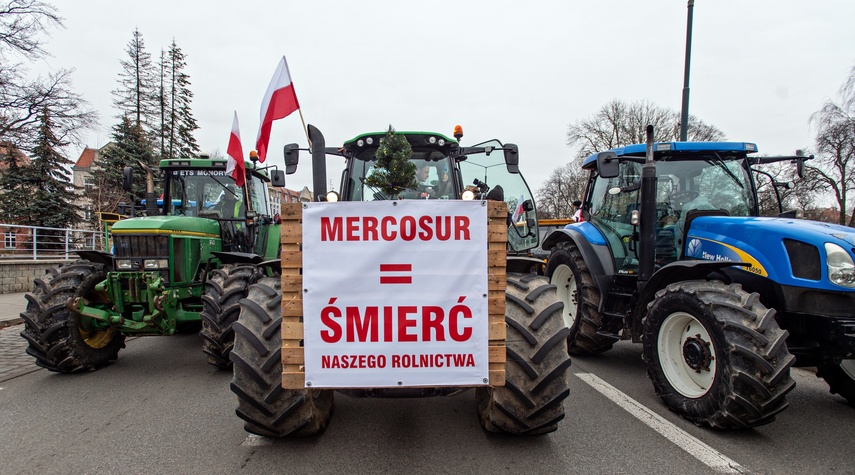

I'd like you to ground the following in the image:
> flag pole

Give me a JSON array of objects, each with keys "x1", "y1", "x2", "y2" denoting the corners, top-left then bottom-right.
[{"x1": 298, "y1": 108, "x2": 312, "y2": 152}]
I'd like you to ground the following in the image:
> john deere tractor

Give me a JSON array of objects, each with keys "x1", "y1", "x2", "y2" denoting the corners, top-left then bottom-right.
[
  {"x1": 20, "y1": 157, "x2": 285, "y2": 372},
  {"x1": 545, "y1": 126, "x2": 854, "y2": 429},
  {"x1": 228, "y1": 125, "x2": 571, "y2": 437}
]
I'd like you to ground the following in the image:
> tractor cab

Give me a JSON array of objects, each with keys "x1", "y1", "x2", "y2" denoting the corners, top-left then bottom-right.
[
  {"x1": 582, "y1": 142, "x2": 759, "y2": 273},
  {"x1": 161, "y1": 159, "x2": 275, "y2": 253},
  {"x1": 290, "y1": 126, "x2": 540, "y2": 254}
]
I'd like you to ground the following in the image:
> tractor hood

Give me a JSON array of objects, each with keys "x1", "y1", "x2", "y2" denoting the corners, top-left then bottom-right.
[
  {"x1": 686, "y1": 216, "x2": 855, "y2": 290},
  {"x1": 110, "y1": 215, "x2": 220, "y2": 238}
]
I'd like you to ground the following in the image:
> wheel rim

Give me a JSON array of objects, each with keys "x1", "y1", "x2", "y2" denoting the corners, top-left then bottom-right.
[
  {"x1": 78, "y1": 326, "x2": 117, "y2": 349},
  {"x1": 551, "y1": 264, "x2": 578, "y2": 329},
  {"x1": 657, "y1": 311, "x2": 716, "y2": 398},
  {"x1": 841, "y1": 359, "x2": 855, "y2": 380}
]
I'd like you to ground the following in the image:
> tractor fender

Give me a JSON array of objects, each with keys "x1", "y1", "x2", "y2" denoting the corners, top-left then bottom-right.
[
  {"x1": 634, "y1": 260, "x2": 750, "y2": 315},
  {"x1": 212, "y1": 251, "x2": 265, "y2": 266},
  {"x1": 75, "y1": 250, "x2": 115, "y2": 268},
  {"x1": 506, "y1": 255, "x2": 546, "y2": 274},
  {"x1": 542, "y1": 226, "x2": 615, "y2": 308}
]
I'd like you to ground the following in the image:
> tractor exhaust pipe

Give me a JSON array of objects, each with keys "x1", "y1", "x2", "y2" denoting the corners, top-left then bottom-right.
[
  {"x1": 307, "y1": 124, "x2": 327, "y2": 200},
  {"x1": 638, "y1": 125, "x2": 657, "y2": 286}
]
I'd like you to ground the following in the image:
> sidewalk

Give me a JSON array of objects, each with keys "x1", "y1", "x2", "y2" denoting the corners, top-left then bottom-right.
[{"x1": 0, "y1": 292, "x2": 28, "y2": 328}]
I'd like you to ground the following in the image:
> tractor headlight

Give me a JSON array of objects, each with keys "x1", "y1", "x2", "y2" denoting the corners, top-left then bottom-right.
[
  {"x1": 326, "y1": 191, "x2": 340, "y2": 203},
  {"x1": 116, "y1": 259, "x2": 135, "y2": 270},
  {"x1": 461, "y1": 190, "x2": 475, "y2": 201},
  {"x1": 824, "y1": 243, "x2": 855, "y2": 288},
  {"x1": 144, "y1": 259, "x2": 169, "y2": 270}
]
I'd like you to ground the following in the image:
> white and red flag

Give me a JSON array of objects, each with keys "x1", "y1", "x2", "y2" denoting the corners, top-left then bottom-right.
[
  {"x1": 255, "y1": 55, "x2": 300, "y2": 162},
  {"x1": 226, "y1": 111, "x2": 246, "y2": 187},
  {"x1": 511, "y1": 195, "x2": 525, "y2": 222}
]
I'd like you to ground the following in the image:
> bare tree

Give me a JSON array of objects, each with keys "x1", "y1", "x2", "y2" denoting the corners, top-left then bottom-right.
[
  {"x1": 808, "y1": 64, "x2": 855, "y2": 226},
  {"x1": 535, "y1": 161, "x2": 588, "y2": 219},
  {"x1": 0, "y1": 1, "x2": 96, "y2": 151},
  {"x1": 0, "y1": 0, "x2": 61, "y2": 59},
  {"x1": 567, "y1": 99, "x2": 725, "y2": 159}
]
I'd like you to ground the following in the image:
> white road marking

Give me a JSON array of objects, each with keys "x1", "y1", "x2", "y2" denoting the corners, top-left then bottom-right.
[
  {"x1": 241, "y1": 433, "x2": 273, "y2": 447},
  {"x1": 575, "y1": 372, "x2": 749, "y2": 474}
]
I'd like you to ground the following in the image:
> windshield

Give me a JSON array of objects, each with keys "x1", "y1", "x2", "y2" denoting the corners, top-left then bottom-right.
[
  {"x1": 165, "y1": 169, "x2": 244, "y2": 218},
  {"x1": 344, "y1": 146, "x2": 457, "y2": 201},
  {"x1": 587, "y1": 156, "x2": 755, "y2": 272}
]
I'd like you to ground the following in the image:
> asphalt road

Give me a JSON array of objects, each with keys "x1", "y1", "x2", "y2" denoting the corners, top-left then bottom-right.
[{"x1": 1, "y1": 328, "x2": 852, "y2": 475}]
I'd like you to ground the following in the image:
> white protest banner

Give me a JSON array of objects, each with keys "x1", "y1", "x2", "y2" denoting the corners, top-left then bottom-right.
[{"x1": 302, "y1": 200, "x2": 489, "y2": 388}]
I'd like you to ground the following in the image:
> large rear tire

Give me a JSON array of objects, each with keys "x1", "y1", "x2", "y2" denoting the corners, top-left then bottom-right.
[
  {"x1": 643, "y1": 280, "x2": 795, "y2": 429},
  {"x1": 477, "y1": 273, "x2": 572, "y2": 435},
  {"x1": 545, "y1": 240, "x2": 617, "y2": 355},
  {"x1": 19, "y1": 262, "x2": 125, "y2": 373},
  {"x1": 817, "y1": 359, "x2": 855, "y2": 406},
  {"x1": 200, "y1": 264, "x2": 261, "y2": 368},
  {"x1": 230, "y1": 277, "x2": 333, "y2": 437}
]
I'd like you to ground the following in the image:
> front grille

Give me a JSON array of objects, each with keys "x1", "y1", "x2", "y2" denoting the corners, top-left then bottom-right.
[{"x1": 114, "y1": 235, "x2": 169, "y2": 258}]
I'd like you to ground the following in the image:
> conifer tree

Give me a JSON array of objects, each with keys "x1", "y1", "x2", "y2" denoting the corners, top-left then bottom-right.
[
  {"x1": 112, "y1": 29, "x2": 158, "y2": 137},
  {"x1": 0, "y1": 141, "x2": 30, "y2": 223},
  {"x1": 364, "y1": 126, "x2": 416, "y2": 197},
  {"x1": 25, "y1": 107, "x2": 80, "y2": 229},
  {"x1": 167, "y1": 40, "x2": 199, "y2": 159},
  {"x1": 87, "y1": 116, "x2": 156, "y2": 215}
]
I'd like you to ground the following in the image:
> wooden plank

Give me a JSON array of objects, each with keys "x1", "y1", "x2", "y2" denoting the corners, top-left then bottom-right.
[
  {"x1": 489, "y1": 369, "x2": 506, "y2": 386},
  {"x1": 282, "y1": 320, "x2": 303, "y2": 340},
  {"x1": 488, "y1": 345, "x2": 506, "y2": 363},
  {"x1": 489, "y1": 321, "x2": 506, "y2": 340},
  {"x1": 282, "y1": 371, "x2": 305, "y2": 389},
  {"x1": 281, "y1": 202, "x2": 303, "y2": 219},
  {"x1": 281, "y1": 347, "x2": 304, "y2": 364}
]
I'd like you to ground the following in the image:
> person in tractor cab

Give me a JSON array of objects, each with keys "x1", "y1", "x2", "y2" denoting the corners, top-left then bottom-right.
[
  {"x1": 414, "y1": 162, "x2": 436, "y2": 198},
  {"x1": 214, "y1": 184, "x2": 245, "y2": 218},
  {"x1": 434, "y1": 166, "x2": 454, "y2": 198}
]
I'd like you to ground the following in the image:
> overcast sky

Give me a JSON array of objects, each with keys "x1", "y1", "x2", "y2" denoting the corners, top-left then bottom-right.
[{"x1": 33, "y1": 0, "x2": 855, "y2": 193}]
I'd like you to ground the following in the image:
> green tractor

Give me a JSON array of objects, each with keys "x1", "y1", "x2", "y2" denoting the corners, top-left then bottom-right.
[
  {"x1": 20, "y1": 157, "x2": 286, "y2": 372},
  {"x1": 229, "y1": 125, "x2": 571, "y2": 437}
]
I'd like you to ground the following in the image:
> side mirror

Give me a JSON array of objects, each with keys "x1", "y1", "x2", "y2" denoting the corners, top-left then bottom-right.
[
  {"x1": 596, "y1": 151, "x2": 619, "y2": 179},
  {"x1": 503, "y1": 143, "x2": 519, "y2": 174},
  {"x1": 122, "y1": 166, "x2": 133, "y2": 192},
  {"x1": 283, "y1": 143, "x2": 300, "y2": 175},
  {"x1": 271, "y1": 169, "x2": 286, "y2": 187},
  {"x1": 522, "y1": 199, "x2": 534, "y2": 212}
]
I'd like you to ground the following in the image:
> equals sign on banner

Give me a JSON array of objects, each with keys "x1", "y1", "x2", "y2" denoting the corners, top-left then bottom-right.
[{"x1": 380, "y1": 263, "x2": 412, "y2": 284}]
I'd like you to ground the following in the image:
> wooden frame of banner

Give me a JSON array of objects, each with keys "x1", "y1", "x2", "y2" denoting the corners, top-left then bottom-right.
[{"x1": 279, "y1": 201, "x2": 507, "y2": 389}]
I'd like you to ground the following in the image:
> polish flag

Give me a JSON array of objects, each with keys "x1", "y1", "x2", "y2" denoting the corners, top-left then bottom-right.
[
  {"x1": 255, "y1": 56, "x2": 300, "y2": 162},
  {"x1": 226, "y1": 111, "x2": 246, "y2": 187},
  {"x1": 511, "y1": 195, "x2": 525, "y2": 222}
]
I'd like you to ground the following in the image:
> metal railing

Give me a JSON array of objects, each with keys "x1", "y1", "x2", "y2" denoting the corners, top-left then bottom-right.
[{"x1": 0, "y1": 224, "x2": 103, "y2": 260}]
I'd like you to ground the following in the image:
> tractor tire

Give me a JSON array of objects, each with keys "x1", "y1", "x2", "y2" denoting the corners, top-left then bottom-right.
[
  {"x1": 476, "y1": 273, "x2": 572, "y2": 435},
  {"x1": 642, "y1": 280, "x2": 795, "y2": 429},
  {"x1": 19, "y1": 261, "x2": 125, "y2": 373},
  {"x1": 545, "y1": 240, "x2": 617, "y2": 355},
  {"x1": 230, "y1": 277, "x2": 333, "y2": 437},
  {"x1": 817, "y1": 360, "x2": 855, "y2": 406},
  {"x1": 200, "y1": 264, "x2": 262, "y2": 369}
]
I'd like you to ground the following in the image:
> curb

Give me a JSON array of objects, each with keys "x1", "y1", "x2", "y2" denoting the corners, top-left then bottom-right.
[{"x1": 0, "y1": 318, "x2": 23, "y2": 329}]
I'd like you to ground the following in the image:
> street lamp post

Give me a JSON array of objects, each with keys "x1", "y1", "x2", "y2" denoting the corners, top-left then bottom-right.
[{"x1": 680, "y1": 0, "x2": 695, "y2": 141}]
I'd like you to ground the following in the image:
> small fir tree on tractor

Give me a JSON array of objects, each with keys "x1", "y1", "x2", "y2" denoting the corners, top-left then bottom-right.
[{"x1": 364, "y1": 126, "x2": 417, "y2": 198}]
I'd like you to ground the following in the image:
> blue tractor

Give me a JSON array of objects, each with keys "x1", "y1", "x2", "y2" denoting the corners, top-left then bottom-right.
[{"x1": 544, "y1": 127, "x2": 854, "y2": 428}]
